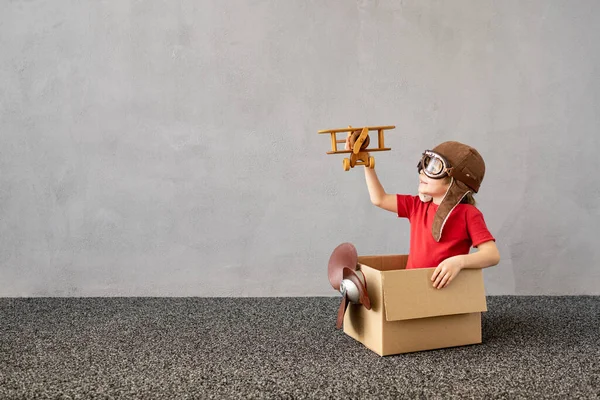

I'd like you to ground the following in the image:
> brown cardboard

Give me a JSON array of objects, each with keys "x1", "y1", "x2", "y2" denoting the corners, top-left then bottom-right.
[
  {"x1": 382, "y1": 268, "x2": 487, "y2": 321},
  {"x1": 343, "y1": 254, "x2": 487, "y2": 356}
]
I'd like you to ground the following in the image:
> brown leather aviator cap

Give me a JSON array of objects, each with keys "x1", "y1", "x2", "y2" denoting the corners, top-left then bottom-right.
[{"x1": 429, "y1": 141, "x2": 486, "y2": 242}]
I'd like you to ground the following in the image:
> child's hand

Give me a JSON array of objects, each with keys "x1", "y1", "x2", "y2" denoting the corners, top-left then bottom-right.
[
  {"x1": 431, "y1": 255, "x2": 465, "y2": 289},
  {"x1": 345, "y1": 133, "x2": 351, "y2": 150}
]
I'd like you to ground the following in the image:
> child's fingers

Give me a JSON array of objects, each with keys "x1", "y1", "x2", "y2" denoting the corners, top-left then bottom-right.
[
  {"x1": 439, "y1": 273, "x2": 452, "y2": 289},
  {"x1": 431, "y1": 265, "x2": 442, "y2": 282},
  {"x1": 433, "y1": 272, "x2": 444, "y2": 288}
]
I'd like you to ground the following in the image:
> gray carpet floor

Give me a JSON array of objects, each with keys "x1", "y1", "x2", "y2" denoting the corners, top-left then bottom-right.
[{"x1": 0, "y1": 296, "x2": 598, "y2": 399}]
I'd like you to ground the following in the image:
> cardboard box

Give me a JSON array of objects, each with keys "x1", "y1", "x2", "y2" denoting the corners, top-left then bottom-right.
[{"x1": 343, "y1": 254, "x2": 487, "y2": 356}]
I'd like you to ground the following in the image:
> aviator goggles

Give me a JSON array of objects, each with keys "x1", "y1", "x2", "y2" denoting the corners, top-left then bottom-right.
[{"x1": 417, "y1": 150, "x2": 451, "y2": 179}]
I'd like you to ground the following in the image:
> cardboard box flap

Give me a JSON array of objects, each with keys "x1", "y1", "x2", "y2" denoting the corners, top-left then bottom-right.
[{"x1": 381, "y1": 268, "x2": 487, "y2": 321}]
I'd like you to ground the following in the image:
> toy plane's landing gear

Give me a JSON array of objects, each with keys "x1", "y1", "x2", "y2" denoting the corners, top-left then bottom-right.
[
  {"x1": 344, "y1": 152, "x2": 375, "y2": 170},
  {"x1": 343, "y1": 158, "x2": 350, "y2": 171}
]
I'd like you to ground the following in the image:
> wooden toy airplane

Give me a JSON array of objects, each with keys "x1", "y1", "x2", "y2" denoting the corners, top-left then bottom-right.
[{"x1": 318, "y1": 125, "x2": 395, "y2": 171}]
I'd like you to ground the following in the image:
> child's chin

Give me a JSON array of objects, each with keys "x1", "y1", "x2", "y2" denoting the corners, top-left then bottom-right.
[{"x1": 418, "y1": 193, "x2": 433, "y2": 202}]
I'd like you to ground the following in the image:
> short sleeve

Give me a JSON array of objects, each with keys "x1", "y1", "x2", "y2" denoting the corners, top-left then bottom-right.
[
  {"x1": 397, "y1": 195, "x2": 418, "y2": 219},
  {"x1": 466, "y1": 207, "x2": 495, "y2": 247}
]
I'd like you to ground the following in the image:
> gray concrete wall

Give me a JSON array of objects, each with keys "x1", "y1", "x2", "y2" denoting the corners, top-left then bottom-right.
[{"x1": 1, "y1": 0, "x2": 599, "y2": 296}]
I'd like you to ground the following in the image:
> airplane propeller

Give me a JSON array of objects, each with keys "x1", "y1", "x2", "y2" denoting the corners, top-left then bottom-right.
[{"x1": 327, "y1": 242, "x2": 371, "y2": 329}]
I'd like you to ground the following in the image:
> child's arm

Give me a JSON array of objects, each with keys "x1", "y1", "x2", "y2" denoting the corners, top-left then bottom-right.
[
  {"x1": 460, "y1": 240, "x2": 500, "y2": 269},
  {"x1": 431, "y1": 240, "x2": 500, "y2": 289},
  {"x1": 364, "y1": 167, "x2": 398, "y2": 213},
  {"x1": 345, "y1": 134, "x2": 397, "y2": 213}
]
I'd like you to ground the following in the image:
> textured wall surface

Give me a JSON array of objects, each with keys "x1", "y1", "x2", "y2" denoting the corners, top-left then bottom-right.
[{"x1": 1, "y1": 1, "x2": 599, "y2": 296}]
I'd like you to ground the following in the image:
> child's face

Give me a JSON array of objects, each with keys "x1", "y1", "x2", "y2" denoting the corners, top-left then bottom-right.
[{"x1": 418, "y1": 170, "x2": 451, "y2": 198}]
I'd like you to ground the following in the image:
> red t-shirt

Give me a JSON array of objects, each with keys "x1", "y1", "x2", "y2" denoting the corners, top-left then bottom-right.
[{"x1": 397, "y1": 195, "x2": 495, "y2": 269}]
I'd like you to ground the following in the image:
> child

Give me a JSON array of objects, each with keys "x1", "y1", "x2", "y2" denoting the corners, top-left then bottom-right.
[{"x1": 347, "y1": 138, "x2": 500, "y2": 289}]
